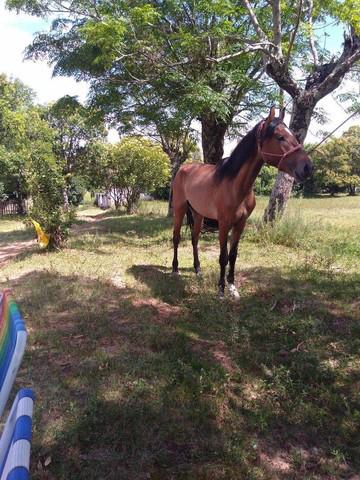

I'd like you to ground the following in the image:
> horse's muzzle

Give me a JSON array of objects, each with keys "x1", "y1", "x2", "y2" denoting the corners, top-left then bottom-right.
[{"x1": 294, "y1": 159, "x2": 314, "y2": 182}]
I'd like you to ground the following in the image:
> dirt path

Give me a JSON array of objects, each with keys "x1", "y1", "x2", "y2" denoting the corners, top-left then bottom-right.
[
  {"x1": 0, "y1": 239, "x2": 36, "y2": 266},
  {"x1": 72, "y1": 212, "x2": 110, "y2": 234},
  {"x1": 0, "y1": 212, "x2": 106, "y2": 266}
]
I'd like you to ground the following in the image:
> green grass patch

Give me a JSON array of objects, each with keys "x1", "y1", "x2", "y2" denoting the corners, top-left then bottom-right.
[{"x1": 1, "y1": 196, "x2": 359, "y2": 479}]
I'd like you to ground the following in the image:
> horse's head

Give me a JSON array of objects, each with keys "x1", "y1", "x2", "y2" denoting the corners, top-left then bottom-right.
[{"x1": 258, "y1": 107, "x2": 313, "y2": 182}]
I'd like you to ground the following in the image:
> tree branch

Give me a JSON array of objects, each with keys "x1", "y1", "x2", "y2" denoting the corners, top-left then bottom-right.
[
  {"x1": 305, "y1": 0, "x2": 319, "y2": 66},
  {"x1": 284, "y1": 0, "x2": 303, "y2": 68},
  {"x1": 272, "y1": 0, "x2": 282, "y2": 54},
  {"x1": 206, "y1": 42, "x2": 278, "y2": 63},
  {"x1": 315, "y1": 50, "x2": 360, "y2": 100},
  {"x1": 266, "y1": 60, "x2": 302, "y2": 98},
  {"x1": 240, "y1": 0, "x2": 269, "y2": 43}
]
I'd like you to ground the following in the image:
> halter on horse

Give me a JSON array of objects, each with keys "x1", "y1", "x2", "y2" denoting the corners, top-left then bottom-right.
[{"x1": 171, "y1": 107, "x2": 313, "y2": 298}]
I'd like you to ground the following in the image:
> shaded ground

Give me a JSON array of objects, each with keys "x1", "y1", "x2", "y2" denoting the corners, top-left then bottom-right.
[
  {"x1": 1, "y1": 198, "x2": 359, "y2": 480},
  {"x1": 0, "y1": 218, "x2": 35, "y2": 265},
  {"x1": 0, "y1": 239, "x2": 36, "y2": 266}
]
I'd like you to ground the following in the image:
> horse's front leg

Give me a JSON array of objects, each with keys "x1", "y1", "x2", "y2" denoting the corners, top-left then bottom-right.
[
  {"x1": 227, "y1": 217, "x2": 247, "y2": 299},
  {"x1": 191, "y1": 211, "x2": 203, "y2": 275},
  {"x1": 218, "y1": 223, "x2": 231, "y2": 297}
]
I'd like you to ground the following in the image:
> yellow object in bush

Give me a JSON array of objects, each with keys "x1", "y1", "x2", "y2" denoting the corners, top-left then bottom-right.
[{"x1": 31, "y1": 220, "x2": 50, "y2": 248}]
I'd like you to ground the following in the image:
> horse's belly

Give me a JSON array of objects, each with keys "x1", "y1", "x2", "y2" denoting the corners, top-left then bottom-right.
[
  {"x1": 187, "y1": 195, "x2": 218, "y2": 220},
  {"x1": 182, "y1": 164, "x2": 218, "y2": 219}
]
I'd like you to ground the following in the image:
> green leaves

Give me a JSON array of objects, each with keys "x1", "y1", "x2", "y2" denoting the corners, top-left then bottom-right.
[
  {"x1": 6, "y1": 0, "x2": 265, "y2": 151},
  {"x1": 328, "y1": 0, "x2": 360, "y2": 34},
  {"x1": 130, "y1": 4, "x2": 160, "y2": 25},
  {"x1": 79, "y1": 17, "x2": 127, "y2": 67},
  {"x1": 311, "y1": 127, "x2": 360, "y2": 194},
  {"x1": 103, "y1": 136, "x2": 171, "y2": 212}
]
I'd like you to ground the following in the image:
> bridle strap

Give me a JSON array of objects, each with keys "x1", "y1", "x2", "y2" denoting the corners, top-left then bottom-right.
[{"x1": 256, "y1": 120, "x2": 303, "y2": 166}]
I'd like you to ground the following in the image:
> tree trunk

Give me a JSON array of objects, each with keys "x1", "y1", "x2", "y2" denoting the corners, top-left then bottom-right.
[
  {"x1": 62, "y1": 187, "x2": 70, "y2": 211},
  {"x1": 167, "y1": 158, "x2": 181, "y2": 217},
  {"x1": 126, "y1": 190, "x2": 140, "y2": 214},
  {"x1": 15, "y1": 179, "x2": 25, "y2": 215},
  {"x1": 16, "y1": 194, "x2": 25, "y2": 215},
  {"x1": 348, "y1": 184, "x2": 356, "y2": 196},
  {"x1": 201, "y1": 113, "x2": 228, "y2": 164},
  {"x1": 264, "y1": 95, "x2": 315, "y2": 222}
]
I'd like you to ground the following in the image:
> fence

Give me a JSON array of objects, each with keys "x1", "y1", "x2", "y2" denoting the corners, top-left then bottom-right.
[{"x1": 0, "y1": 200, "x2": 28, "y2": 216}]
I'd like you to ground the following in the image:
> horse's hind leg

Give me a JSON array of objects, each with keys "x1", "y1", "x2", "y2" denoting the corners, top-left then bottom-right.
[
  {"x1": 227, "y1": 217, "x2": 247, "y2": 299},
  {"x1": 172, "y1": 203, "x2": 187, "y2": 274},
  {"x1": 218, "y1": 223, "x2": 231, "y2": 297},
  {"x1": 191, "y1": 211, "x2": 203, "y2": 275}
]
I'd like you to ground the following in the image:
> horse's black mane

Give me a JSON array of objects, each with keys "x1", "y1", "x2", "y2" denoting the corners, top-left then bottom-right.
[{"x1": 215, "y1": 118, "x2": 283, "y2": 181}]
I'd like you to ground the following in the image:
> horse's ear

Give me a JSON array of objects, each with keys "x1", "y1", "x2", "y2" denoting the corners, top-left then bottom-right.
[
  {"x1": 279, "y1": 107, "x2": 286, "y2": 121},
  {"x1": 266, "y1": 106, "x2": 276, "y2": 124}
]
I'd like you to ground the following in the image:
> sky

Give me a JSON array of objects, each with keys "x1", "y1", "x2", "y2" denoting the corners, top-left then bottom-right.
[
  {"x1": 0, "y1": 2, "x2": 88, "y2": 103},
  {"x1": 0, "y1": 0, "x2": 358, "y2": 150}
]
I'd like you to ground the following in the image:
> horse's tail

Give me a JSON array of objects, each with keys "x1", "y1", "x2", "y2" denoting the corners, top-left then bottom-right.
[
  {"x1": 186, "y1": 202, "x2": 194, "y2": 230},
  {"x1": 169, "y1": 188, "x2": 173, "y2": 208}
]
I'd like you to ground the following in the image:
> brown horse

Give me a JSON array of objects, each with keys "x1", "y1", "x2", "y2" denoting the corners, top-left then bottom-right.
[{"x1": 171, "y1": 107, "x2": 313, "y2": 298}]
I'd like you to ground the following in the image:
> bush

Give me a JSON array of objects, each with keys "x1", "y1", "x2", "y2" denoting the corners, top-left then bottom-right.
[
  {"x1": 27, "y1": 144, "x2": 74, "y2": 249},
  {"x1": 246, "y1": 212, "x2": 314, "y2": 248},
  {"x1": 106, "y1": 137, "x2": 171, "y2": 213},
  {"x1": 67, "y1": 175, "x2": 87, "y2": 206},
  {"x1": 152, "y1": 183, "x2": 171, "y2": 200},
  {"x1": 254, "y1": 165, "x2": 277, "y2": 195}
]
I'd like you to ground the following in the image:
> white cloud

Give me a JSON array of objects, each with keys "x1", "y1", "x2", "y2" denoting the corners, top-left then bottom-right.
[{"x1": 0, "y1": 2, "x2": 88, "y2": 104}]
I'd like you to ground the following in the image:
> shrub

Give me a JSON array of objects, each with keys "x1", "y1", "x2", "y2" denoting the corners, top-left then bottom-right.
[
  {"x1": 106, "y1": 137, "x2": 170, "y2": 213},
  {"x1": 246, "y1": 212, "x2": 314, "y2": 248},
  {"x1": 254, "y1": 165, "x2": 277, "y2": 195},
  {"x1": 27, "y1": 141, "x2": 74, "y2": 249}
]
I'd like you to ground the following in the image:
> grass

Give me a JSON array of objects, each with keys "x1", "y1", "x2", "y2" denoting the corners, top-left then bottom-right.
[
  {"x1": 0, "y1": 195, "x2": 359, "y2": 479},
  {"x1": 0, "y1": 216, "x2": 33, "y2": 245}
]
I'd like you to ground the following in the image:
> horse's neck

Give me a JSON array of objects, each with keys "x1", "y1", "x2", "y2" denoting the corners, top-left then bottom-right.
[{"x1": 233, "y1": 152, "x2": 263, "y2": 198}]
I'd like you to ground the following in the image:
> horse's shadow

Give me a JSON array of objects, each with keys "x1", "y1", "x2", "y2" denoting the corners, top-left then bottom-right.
[{"x1": 128, "y1": 264, "x2": 196, "y2": 304}]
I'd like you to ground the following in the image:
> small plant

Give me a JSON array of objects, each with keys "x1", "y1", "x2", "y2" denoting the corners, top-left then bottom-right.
[{"x1": 246, "y1": 212, "x2": 313, "y2": 248}]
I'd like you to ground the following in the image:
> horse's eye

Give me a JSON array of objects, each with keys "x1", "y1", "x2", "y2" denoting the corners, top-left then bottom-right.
[{"x1": 277, "y1": 136, "x2": 285, "y2": 141}]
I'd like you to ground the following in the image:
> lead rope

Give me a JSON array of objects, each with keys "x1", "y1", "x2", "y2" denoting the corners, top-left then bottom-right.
[
  {"x1": 306, "y1": 109, "x2": 360, "y2": 154},
  {"x1": 257, "y1": 108, "x2": 359, "y2": 160}
]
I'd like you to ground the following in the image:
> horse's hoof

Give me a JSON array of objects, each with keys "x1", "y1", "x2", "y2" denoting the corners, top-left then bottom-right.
[
  {"x1": 228, "y1": 284, "x2": 240, "y2": 300},
  {"x1": 172, "y1": 270, "x2": 180, "y2": 276},
  {"x1": 218, "y1": 287, "x2": 225, "y2": 300},
  {"x1": 195, "y1": 270, "x2": 202, "y2": 277}
]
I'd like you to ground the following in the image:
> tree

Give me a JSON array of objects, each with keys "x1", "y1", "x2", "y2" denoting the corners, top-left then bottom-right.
[
  {"x1": 0, "y1": 74, "x2": 76, "y2": 246},
  {"x1": 7, "y1": 0, "x2": 273, "y2": 166},
  {"x1": 104, "y1": 137, "x2": 170, "y2": 213},
  {"x1": 216, "y1": 0, "x2": 360, "y2": 220},
  {"x1": 343, "y1": 126, "x2": 360, "y2": 194},
  {"x1": 0, "y1": 74, "x2": 35, "y2": 212},
  {"x1": 101, "y1": 93, "x2": 199, "y2": 215},
  {"x1": 155, "y1": 116, "x2": 198, "y2": 216},
  {"x1": 44, "y1": 95, "x2": 107, "y2": 208},
  {"x1": 310, "y1": 127, "x2": 360, "y2": 195}
]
